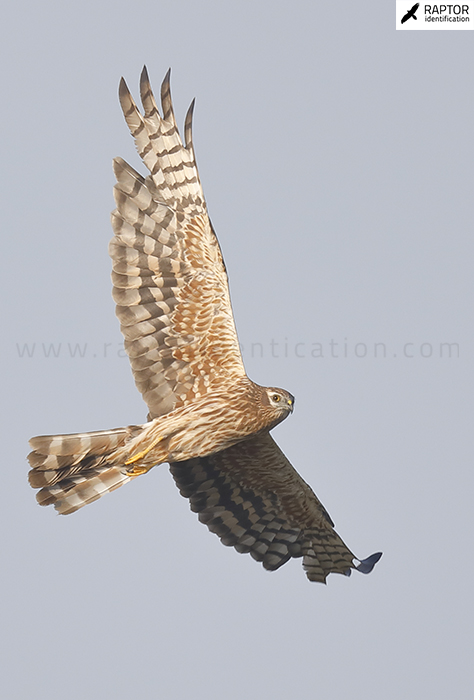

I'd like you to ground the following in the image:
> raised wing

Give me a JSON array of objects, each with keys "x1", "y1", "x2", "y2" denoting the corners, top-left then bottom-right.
[
  {"x1": 170, "y1": 432, "x2": 381, "y2": 583},
  {"x1": 110, "y1": 68, "x2": 246, "y2": 419}
]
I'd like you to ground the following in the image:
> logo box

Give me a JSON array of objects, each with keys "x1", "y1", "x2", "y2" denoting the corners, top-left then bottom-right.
[{"x1": 396, "y1": 1, "x2": 474, "y2": 29}]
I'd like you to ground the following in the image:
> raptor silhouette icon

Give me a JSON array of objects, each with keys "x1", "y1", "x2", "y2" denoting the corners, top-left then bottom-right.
[{"x1": 401, "y1": 2, "x2": 420, "y2": 23}]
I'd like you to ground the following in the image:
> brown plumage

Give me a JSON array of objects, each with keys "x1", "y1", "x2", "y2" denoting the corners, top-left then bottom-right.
[{"x1": 28, "y1": 67, "x2": 381, "y2": 583}]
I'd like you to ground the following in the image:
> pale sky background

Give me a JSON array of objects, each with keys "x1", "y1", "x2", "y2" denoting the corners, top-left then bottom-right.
[{"x1": 1, "y1": 2, "x2": 473, "y2": 699}]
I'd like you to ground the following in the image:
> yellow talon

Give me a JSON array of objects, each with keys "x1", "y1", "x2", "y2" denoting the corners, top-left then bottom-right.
[
  {"x1": 126, "y1": 464, "x2": 149, "y2": 476},
  {"x1": 125, "y1": 435, "x2": 163, "y2": 470},
  {"x1": 125, "y1": 449, "x2": 150, "y2": 466}
]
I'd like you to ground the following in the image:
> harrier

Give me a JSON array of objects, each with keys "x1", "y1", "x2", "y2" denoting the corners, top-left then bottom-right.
[{"x1": 28, "y1": 68, "x2": 382, "y2": 583}]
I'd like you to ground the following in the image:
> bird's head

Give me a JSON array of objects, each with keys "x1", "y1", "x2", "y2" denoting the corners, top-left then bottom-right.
[{"x1": 263, "y1": 387, "x2": 295, "y2": 417}]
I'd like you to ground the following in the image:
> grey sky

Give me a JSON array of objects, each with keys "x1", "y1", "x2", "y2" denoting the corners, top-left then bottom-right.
[{"x1": 1, "y1": 2, "x2": 473, "y2": 698}]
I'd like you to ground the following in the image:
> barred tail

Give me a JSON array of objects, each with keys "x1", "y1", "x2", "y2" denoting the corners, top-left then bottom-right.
[{"x1": 28, "y1": 427, "x2": 139, "y2": 515}]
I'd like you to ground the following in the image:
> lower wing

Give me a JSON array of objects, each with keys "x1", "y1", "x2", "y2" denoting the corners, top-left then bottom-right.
[{"x1": 170, "y1": 432, "x2": 381, "y2": 583}]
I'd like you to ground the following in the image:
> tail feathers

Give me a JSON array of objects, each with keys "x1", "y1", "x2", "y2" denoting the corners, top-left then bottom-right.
[
  {"x1": 28, "y1": 427, "x2": 138, "y2": 514},
  {"x1": 35, "y1": 466, "x2": 135, "y2": 515},
  {"x1": 29, "y1": 428, "x2": 129, "y2": 460}
]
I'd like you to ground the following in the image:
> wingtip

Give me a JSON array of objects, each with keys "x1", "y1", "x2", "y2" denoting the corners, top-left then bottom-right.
[
  {"x1": 112, "y1": 156, "x2": 127, "y2": 177},
  {"x1": 355, "y1": 551, "x2": 383, "y2": 575},
  {"x1": 184, "y1": 98, "x2": 196, "y2": 149},
  {"x1": 160, "y1": 68, "x2": 176, "y2": 124},
  {"x1": 161, "y1": 67, "x2": 172, "y2": 94},
  {"x1": 140, "y1": 65, "x2": 150, "y2": 90},
  {"x1": 186, "y1": 98, "x2": 196, "y2": 125},
  {"x1": 118, "y1": 76, "x2": 130, "y2": 102}
]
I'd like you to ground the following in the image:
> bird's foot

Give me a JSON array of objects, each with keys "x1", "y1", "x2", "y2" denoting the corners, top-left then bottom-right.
[
  {"x1": 125, "y1": 435, "x2": 164, "y2": 474},
  {"x1": 126, "y1": 464, "x2": 150, "y2": 476}
]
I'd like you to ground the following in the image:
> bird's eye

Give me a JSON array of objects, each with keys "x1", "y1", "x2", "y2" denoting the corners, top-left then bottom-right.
[{"x1": 272, "y1": 394, "x2": 281, "y2": 402}]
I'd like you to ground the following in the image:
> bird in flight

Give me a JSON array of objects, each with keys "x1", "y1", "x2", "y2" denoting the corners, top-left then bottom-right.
[
  {"x1": 28, "y1": 68, "x2": 382, "y2": 583},
  {"x1": 401, "y1": 2, "x2": 420, "y2": 23}
]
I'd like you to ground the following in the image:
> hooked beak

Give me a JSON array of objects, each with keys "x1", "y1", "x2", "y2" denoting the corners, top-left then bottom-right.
[{"x1": 287, "y1": 395, "x2": 295, "y2": 413}]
